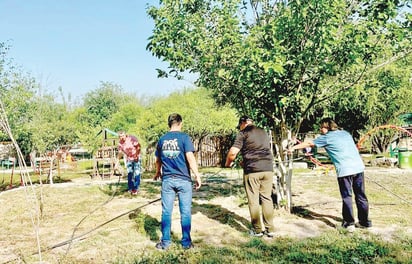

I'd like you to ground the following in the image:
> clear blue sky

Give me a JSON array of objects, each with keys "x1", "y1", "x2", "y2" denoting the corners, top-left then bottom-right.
[{"x1": 0, "y1": 0, "x2": 194, "y2": 101}]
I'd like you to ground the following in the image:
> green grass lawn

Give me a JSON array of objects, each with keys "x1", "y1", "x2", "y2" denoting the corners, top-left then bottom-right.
[{"x1": 0, "y1": 161, "x2": 411, "y2": 263}]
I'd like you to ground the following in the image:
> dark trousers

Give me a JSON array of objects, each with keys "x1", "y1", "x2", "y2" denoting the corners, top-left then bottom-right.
[{"x1": 337, "y1": 172, "x2": 370, "y2": 225}]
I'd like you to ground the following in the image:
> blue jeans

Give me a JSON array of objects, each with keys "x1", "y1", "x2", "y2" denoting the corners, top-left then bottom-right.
[
  {"x1": 160, "y1": 177, "x2": 193, "y2": 248},
  {"x1": 126, "y1": 160, "x2": 141, "y2": 191},
  {"x1": 337, "y1": 172, "x2": 370, "y2": 225}
]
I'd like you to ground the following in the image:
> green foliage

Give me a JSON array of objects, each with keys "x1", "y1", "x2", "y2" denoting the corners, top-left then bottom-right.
[
  {"x1": 82, "y1": 81, "x2": 125, "y2": 128},
  {"x1": 27, "y1": 94, "x2": 80, "y2": 152},
  {"x1": 330, "y1": 54, "x2": 412, "y2": 151},
  {"x1": 0, "y1": 44, "x2": 83, "y2": 154},
  {"x1": 74, "y1": 82, "x2": 145, "y2": 152},
  {"x1": 146, "y1": 0, "x2": 411, "y2": 209},
  {"x1": 132, "y1": 233, "x2": 411, "y2": 263},
  {"x1": 105, "y1": 102, "x2": 144, "y2": 134},
  {"x1": 1, "y1": 57, "x2": 236, "y2": 158},
  {"x1": 147, "y1": 0, "x2": 411, "y2": 140},
  {"x1": 136, "y1": 88, "x2": 237, "y2": 148},
  {"x1": 0, "y1": 62, "x2": 80, "y2": 153}
]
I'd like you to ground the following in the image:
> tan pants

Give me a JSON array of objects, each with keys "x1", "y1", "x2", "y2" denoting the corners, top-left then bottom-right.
[{"x1": 244, "y1": 171, "x2": 275, "y2": 233}]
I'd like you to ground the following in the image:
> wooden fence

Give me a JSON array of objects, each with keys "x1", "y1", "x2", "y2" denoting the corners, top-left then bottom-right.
[{"x1": 144, "y1": 134, "x2": 233, "y2": 171}]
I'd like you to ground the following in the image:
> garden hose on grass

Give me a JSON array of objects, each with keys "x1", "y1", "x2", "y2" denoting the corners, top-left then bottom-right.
[
  {"x1": 64, "y1": 175, "x2": 124, "y2": 254},
  {"x1": 1, "y1": 197, "x2": 162, "y2": 264},
  {"x1": 365, "y1": 175, "x2": 411, "y2": 206},
  {"x1": 50, "y1": 197, "x2": 161, "y2": 250}
]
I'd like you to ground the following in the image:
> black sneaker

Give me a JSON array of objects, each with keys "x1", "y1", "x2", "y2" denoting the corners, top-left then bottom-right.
[
  {"x1": 155, "y1": 242, "x2": 169, "y2": 250},
  {"x1": 183, "y1": 243, "x2": 194, "y2": 250},
  {"x1": 356, "y1": 220, "x2": 372, "y2": 229},
  {"x1": 342, "y1": 221, "x2": 355, "y2": 228},
  {"x1": 264, "y1": 230, "x2": 276, "y2": 238}
]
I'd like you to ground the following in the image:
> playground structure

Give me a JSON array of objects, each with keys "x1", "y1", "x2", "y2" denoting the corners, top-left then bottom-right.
[
  {"x1": 357, "y1": 125, "x2": 412, "y2": 169},
  {"x1": 4, "y1": 142, "x2": 87, "y2": 185},
  {"x1": 1, "y1": 148, "x2": 71, "y2": 189},
  {"x1": 91, "y1": 128, "x2": 123, "y2": 179},
  {"x1": 1, "y1": 128, "x2": 124, "y2": 187},
  {"x1": 30, "y1": 153, "x2": 57, "y2": 181},
  {"x1": 1, "y1": 141, "x2": 60, "y2": 187},
  {"x1": 29, "y1": 148, "x2": 74, "y2": 184}
]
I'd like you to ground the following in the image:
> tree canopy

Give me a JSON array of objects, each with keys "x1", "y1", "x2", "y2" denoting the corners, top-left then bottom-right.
[
  {"x1": 136, "y1": 88, "x2": 237, "y2": 148},
  {"x1": 147, "y1": 0, "x2": 411, "y2": 142},
  {"x1": 0, "y1": 47, "x2": 237, "y2": 158},
  {"x1": 146, "y1": 0, "x2": 411, "y2": 210}
]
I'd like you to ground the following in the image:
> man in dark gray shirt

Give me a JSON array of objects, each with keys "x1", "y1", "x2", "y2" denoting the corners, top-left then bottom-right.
[{"x1": 225, "y1": 115, "x2": 275, "y2": 237}]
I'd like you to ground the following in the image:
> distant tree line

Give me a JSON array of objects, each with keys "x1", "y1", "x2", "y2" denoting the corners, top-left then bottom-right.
[
  {"x1": 0, "y1": 50, "x2": 238, "y2": 164},
  {"x1": 1, "y1": 0, "x2": 411, "y2": 166}
]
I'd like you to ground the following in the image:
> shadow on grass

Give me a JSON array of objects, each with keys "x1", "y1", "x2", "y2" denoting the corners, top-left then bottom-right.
[
  {"x1": 98, "y1": 178, "x2": 161, "y2": 198},
  {"x1": 192, "y1": 202, "x2": 250, "y2": 233},
  {"x1": 196, "y1": 170, "x2": 245, "y2": 201},
  {"x1": 129, "y1": 210, "x2": 184, "y2": 248},
  {"x1": 101, "y1": 170, "x2": 247, "y2": 244},
  {"x1": 292, "y1": 206, "x2": 341, "y2": 228}
]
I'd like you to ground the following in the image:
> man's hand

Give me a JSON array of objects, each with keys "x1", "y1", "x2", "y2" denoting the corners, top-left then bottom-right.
[
  {"x1": 287, "y1": 147, "x2": 294, "y2": 154},
  {"x1": 194, "y1": 175, "x2": 201, "y2": 190},
  {"x1": 114, "y1": 160, "x2": 120, "y2": 170},
  {"x1": 153, "y1": 173, "x2": 161, "y2": 181}
]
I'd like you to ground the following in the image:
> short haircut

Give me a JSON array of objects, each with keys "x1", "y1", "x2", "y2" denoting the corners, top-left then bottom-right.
[
  {"x1": 237, "y1": 115, "x2": 253, "y2": 129},
  {"x1": 168, "y1": 113, "x2": 183, "y2": 128},
  {"x1": 319, "y1": 118, "x2": 339, "y2": 131}
]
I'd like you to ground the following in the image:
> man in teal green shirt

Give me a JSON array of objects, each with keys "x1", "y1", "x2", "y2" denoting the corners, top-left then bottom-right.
[{"x1": 291, "y1": 118, "x2": 371, "y2": 232}]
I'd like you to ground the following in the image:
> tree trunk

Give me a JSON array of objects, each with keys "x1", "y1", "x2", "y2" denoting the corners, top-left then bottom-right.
[{"x1": 272, "y1": 130, "x2": 293, "y2": 212}]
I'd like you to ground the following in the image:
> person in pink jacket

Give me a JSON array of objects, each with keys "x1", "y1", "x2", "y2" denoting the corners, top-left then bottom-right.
[{"x1": 117, "y1": 131, "x2": 141, "y2": 195}]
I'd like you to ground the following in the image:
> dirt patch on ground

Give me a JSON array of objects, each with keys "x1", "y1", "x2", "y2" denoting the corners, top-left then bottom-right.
[{"x1": 0, "y1": 167, "x2": 411, "y2": 263}]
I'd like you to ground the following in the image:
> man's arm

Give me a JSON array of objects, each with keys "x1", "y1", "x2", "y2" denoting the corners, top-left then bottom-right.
[
  {"x1": 115, "y1": 147, "x2": 124, "y2": 170},
  {"x1": 153, "y1": 156, "x2": 162, "y2": 181},
  {"x1": 130, "y1": 136, "x2": 141, "y2": 160},
  {"x1": 185, "y1": 151, "x2": 201, "y2": 190},
  {"x1": 290, "y1": 141, "x2": 315, "y2": 152},
  {"x1": 135, "y1": 142, "x2": 141, "y2": 161},
  {"x1": 225, "y1": 147, "x2": 240, "y2": 167},
  {"x1": 116, "y1": 145, "x2": 124, "y2": 159}
]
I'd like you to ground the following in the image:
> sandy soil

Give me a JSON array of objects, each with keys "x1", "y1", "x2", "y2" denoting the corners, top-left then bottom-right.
[{"x1": 0, "y1": 166, "x2": 411, "y2": 263}]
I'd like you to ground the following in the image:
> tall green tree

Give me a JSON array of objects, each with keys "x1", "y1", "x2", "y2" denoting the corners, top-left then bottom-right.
[
  {"x1": 137, "y1": 88, "x2": 237, "y2": 146},
  {"x1": 76, "y1": 81, "x2": 130, "y2": 152},
  {"x1": 1, "y1": 44, "x2": 144, "y2": 158},
  {"x1": 1, "y1": 42, "x2": 81, "y2": 156},
  {"x1": 0, "y1": 43, "x2": 39, "y2": 155},
  {"x1": 137, "y1": 88, "x2": 237, "y2": 168},
  {"x1": 147, "y1": 0, "x2": 411, "y2": 210},
  {"x1": 105, "y1": 102, "x2": 144, "y2": 135},
  {"x1": 0, "y1": 71, "x2": 78, "y2": 155},
  {"x1": 27, "y1": 94, "x2": 79, "y2": 153},
  {"x1": 82, "y1": 81, "x2": 125, "y2": 128},
  {"x1": 335, "y1": 54, "x2": 412, "y2": 153}
]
